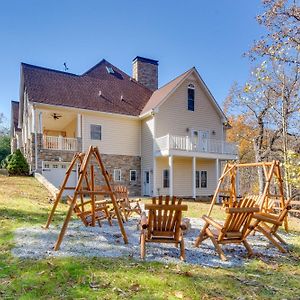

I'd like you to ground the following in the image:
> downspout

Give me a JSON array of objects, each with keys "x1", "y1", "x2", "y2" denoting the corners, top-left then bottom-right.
[{"x1": 35, "y1": 128, "x2": 38, "y2": 173}]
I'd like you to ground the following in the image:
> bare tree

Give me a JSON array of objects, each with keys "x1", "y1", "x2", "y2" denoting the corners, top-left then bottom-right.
[{"x1": 248, "y1": 0, "x2": 300, "y2": 65}]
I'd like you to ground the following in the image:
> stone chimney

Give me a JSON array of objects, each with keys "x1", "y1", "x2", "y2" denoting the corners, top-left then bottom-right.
[{"x1": 132, "y1": 56, "x2": 158, "y2": 91}]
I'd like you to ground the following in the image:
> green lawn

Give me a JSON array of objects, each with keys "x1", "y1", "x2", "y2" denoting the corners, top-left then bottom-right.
[{"x1": 0, "y1": 175, "x2": 299, "y2": 299}]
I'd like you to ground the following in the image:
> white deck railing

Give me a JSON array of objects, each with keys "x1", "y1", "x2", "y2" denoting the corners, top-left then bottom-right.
[
  {"x1": 154, "y1": 134, "x2": 237, "y2": 156},
  {"x1": 43, "y1": 136, "x2": 78, "y2": 151}
]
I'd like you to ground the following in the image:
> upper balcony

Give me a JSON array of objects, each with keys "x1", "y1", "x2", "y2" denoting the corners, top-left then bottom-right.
[
  {"x1": 43, "y1": 135, "x2": 78, "y2": 151},
  {"x1": 31, "y1": 108, "x2": 82, "y2": 152},
  {"x1": 155, "y1": 134, "x2": 238, "y2": 159}
]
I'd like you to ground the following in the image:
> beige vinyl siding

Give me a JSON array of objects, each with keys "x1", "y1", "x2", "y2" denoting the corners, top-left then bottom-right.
[
  {"x1": 156, "y1": 157, "x2": 169, "y2": 196},
  {"x1": 156, "y1": 157, "x2": 217, "y2": 197},
  {"x1": 173, "y1": 157, "x2": 192, "y2": 196},
  {"x1": 156, "y1": 157, "x2": 193, "y2": 197},
  {"x1": 82, "y1": 113, "x2": 141, "y2": 156},
  {"x1": 196, "y1": 159, "x2": 216, "y2": 196},
  {"x1": 141, "y1": 116, "x2": 154, "y2": 172},
  {"x1": 155, "y1": 74, "x2": 223, "y2": 140},
  {"x1": 63, "y1": 118, "x2": 76, "y2": 137}
]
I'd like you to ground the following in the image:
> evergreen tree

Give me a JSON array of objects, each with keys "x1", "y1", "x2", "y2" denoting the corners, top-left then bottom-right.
[{"x1": 7, "y1": 149, "x2": 29, "y2": 176}]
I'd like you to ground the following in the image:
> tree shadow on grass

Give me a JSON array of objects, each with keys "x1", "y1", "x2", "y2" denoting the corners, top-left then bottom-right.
[{"x1": 0, "y1": 207, "x2": 66, "y2": 226}]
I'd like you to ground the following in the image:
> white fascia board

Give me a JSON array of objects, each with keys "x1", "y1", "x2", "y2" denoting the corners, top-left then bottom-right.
[{"x1": 31, "y1": 102, "x2": 140, "y2": 120}]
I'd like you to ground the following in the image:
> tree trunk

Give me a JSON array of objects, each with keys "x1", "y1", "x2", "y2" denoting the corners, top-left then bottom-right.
[{"x1": 254, "y1": 139, "x2": 265, "y2": 195}]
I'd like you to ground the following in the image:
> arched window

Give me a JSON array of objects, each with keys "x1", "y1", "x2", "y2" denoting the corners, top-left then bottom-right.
[{"x1": 187, "y1": 84, "x2": 195, "y2": 111}]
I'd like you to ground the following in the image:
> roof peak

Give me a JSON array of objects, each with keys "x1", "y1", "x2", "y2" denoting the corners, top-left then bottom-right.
[{"x1": 21, "y1": 62, "x2": 78, "y2": 77}]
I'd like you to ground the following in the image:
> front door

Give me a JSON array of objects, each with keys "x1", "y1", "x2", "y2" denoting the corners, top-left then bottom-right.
[
  {"x1": 143, "y1": 170, "x2": 150, "y2": 196},
  {"x1": 191, "y1": 130, "x2": 199, "y2": 151},
  {"x1": 199, "y1": 130, "x2": 209, "y2": 152},
  {"x1": 191, "y1": 130, "x2": 209, "y2": 152}
]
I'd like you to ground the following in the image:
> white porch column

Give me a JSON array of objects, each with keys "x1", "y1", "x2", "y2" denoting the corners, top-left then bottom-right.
[
  {"x1": 38, "y1": 111, "x2": 43, "y2": 134},
  {"x1": 215, "y1": 158, "x2": 219, "y2": 181},
  {"x1": 216, "y1": 158, "x2": 220, "y2": 203},
  {"x1": 31, "y1": 107, "x2": 36, "y2": 133},
  {"x1": 153, "y1": 158, "x2": 156, "y2": 196},
  {"x1": 192, "y1": 156, "x2": 196, "y2": 199},
  {"x1": 77, "y1": 113, "x2": 82, "y2": 138},
  {"x1": 169, "y1": 155, "x2": 173, "y2": 197}
]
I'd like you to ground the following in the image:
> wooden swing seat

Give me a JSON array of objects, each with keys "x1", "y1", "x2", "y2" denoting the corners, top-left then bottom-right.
[
  {"x1": 250, "y1": 198, "x2": 292, "y2": 253},
  {"x1": 67, "y1": 196, "x2": 112, "y2": 227}
]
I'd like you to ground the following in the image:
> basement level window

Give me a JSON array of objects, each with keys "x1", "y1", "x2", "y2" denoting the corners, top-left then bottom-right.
[
  {"x1": 130, "y1": 170, "x2": 137, "y2": 182},
  {"x1": 90, "y1": 124, "x2": 102, "y2": 140},
  {"x1": 106, "y1": 66, "x2": 115, "y2": 74},
  {"x1": 114, "y1": 169, "x2": 122, "y2": 181}
]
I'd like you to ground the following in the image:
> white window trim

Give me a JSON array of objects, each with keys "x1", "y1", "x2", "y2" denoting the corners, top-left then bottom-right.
[
  {"x1": 162, "y1": 169, "x2": 170, "y2": 188},
  {"x1": 187, "y1": 83, "x2": 195, "y2": 112},
  {"x1": 114, "y1": 169, "x2": 122, "y2": 182},
  {"x1": 90, "y1": 124, "x2": 102, "y2": 140},
  {"x1": 130, "y1": 169, "x2": 137, "y2": 182},
  {"x1": 200, "y1": 170, "x2": 208, "y2": 188}
]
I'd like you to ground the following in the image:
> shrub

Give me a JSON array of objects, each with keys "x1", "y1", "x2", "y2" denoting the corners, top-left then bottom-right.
[
  {"x1": 1, "y1": 153, "x2": 13, "y2": 168},
  {"x1": 7, "y1": 149, "x2": 29, "y2": 176}
]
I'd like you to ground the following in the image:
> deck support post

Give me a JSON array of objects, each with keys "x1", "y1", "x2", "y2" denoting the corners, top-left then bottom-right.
[
  {"x1": 77, "y1": 114, "x2": 82, "y2": 138},
  {"x1": 169, "y1": 155, "x2": 173, "y2": 197},
  {"x1": 192, "y1": 156, "x2": 196, "y2": 199}
]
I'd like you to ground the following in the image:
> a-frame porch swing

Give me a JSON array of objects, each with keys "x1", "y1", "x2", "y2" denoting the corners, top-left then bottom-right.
[
  {"x1": 44, "y1": 145, "x2": 128, "y2": 251},
  {"x1": 207, "y1": 160, "x2": 288, "y2": 230}
]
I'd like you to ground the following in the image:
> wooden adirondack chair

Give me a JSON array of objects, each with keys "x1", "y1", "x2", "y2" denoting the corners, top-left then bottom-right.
[
  {"x1": 250, "y1": 198, "x2": 292, "y2": 253},
  {"x1": 140, "y1": 196, "x2": 188, "y2": 260},
  {"x1": 67, "y1": 195, "x2": 112, "y2": 227},
  {"x1": 114, "y1": 185, "x2": 142, "y2": 221},
  {"x1": 195, "y1": 197, "x2": 259, "y2": 261}
]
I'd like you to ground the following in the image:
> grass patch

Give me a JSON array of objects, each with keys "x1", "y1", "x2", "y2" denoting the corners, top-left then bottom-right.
[{"x1": 0, "y1": 175, "x2": 299, "y2": 299}]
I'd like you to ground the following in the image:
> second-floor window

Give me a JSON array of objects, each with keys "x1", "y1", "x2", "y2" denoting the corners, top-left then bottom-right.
[
  {"x1": 90, "y1": 124, "x2": 102, "y2": 140},
  {"x1": 187, "y1": 84, "x2": 195, "y2": 111}
]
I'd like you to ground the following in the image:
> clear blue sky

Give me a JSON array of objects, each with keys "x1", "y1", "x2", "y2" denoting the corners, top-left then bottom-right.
[{"x1": 0, "y1": 0, "x2": 264, "y2": 123}]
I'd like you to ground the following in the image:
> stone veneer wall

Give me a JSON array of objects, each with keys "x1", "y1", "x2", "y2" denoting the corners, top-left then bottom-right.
[
  {"x1": 28, "y1": 133, "x2": 82, "y2": 172},
  {"x1": 91, "y1": 154, "x2": 141, "y2": 196},
  {"x1": 27, "y1": 133, "x2": 141, "y2": 196}
]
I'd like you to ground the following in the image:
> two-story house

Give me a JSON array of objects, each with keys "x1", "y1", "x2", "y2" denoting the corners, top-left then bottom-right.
[{"x1": 11, "y1": 56, "x2": 237, "y2": 197}]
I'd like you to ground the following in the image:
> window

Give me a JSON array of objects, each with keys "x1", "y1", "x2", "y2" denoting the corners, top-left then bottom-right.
[
  {"x1": 53, "y1": 164, "x2": 58, "y2": 169},
  {"x1": 90, "y1": 124, "x2": 102, "y2": 140},
  {"x1": 163, "y1": 169, "x2": 170, "y2": 188},
  {"x1": 187, "y1": 84, "x2": 195, "y2": 111},
  {"x1": 114, "y1": 169, "x2": 121, "y2": 181},
  {"x1": 201, "y1": 171, "x2": 207, "y2": 188},
  {"x1": 44, "y1": 163, "x2": 50, "y2": 169},
  {"x1": 61, "y1": 164, "x2": 66, "y2": 169},
  {"x1": 195, "y1": 171, "x2": 200, "y2": 188},
  {"x1": 130, "y1": 170, "x2": 137, "y2": 182}
]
